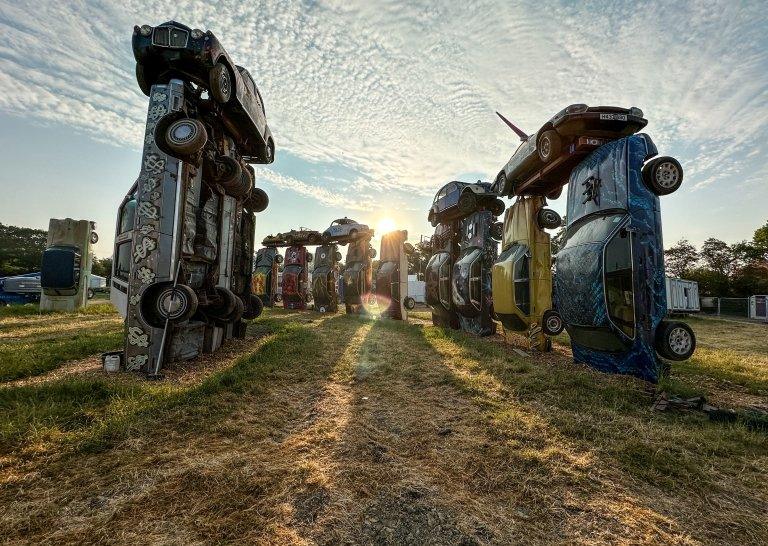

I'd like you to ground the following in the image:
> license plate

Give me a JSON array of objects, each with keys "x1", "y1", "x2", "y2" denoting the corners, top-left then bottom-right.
[{"x1": 600, "y1": 113, "x2": 627, "y2": 121}]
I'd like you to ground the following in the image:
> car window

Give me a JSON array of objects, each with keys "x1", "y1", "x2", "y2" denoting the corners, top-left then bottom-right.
[
  {"x1": 119, "y1": 195, "x2": 137, "y2": 234},
  {"x1": 514, "y1": 252, "x2": 531, "y2": 316},
  {"x1": 604, "y1": 229, "x2": 634, "y2": 338},
  {"x1": 438, "y1": 255, "x2": 451, "y2": 309},
  {"x1": 115, "y1": 241, "x2": 132, "y2": 282}
]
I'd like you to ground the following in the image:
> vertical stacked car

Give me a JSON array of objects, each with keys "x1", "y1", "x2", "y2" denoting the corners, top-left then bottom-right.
[
  {"x1": 110, "y1": 21, "x2": 272, "y2": 373},
  {"x1": 343, "y1": 237, "x2": 376, "y2": 314},
  {"x1": 40, "y1": 218, "x2": 97, "y2": 312},
  {"x1": 252, "y1": 247, "x2": 282, "y2": 307},
  {"x1": 425, "y1": 182, "x2": 504, "y2": 334},
  {"x1": 453, "y1": 211, "x2": 499, "y2": 336},
  {"x1": 375, "y1": 230, "x2": 415, "y2": 320},
  {"x1": 312, "y1": 244, "x2": 342, "y2": 313},
  {"x1": 282, "y1": 245, "x2": 312, "y2": 310},
  {"x1": 554, "y1": 134, "x2": 695, "y2": 382},
  {"x1": 491, "y1": 196, "x2": 564, "y2": 351}
]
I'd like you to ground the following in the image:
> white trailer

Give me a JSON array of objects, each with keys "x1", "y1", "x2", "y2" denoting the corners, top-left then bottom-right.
[
  {"x1": 665, "y1": 277, "x2": 700, "y2": 314},
  {"x1": 749, "y1": 295, "x2": 768, "y2": 321},
  {"x1": 408, "y1": 274, "x2": 426, "y2": 304}
]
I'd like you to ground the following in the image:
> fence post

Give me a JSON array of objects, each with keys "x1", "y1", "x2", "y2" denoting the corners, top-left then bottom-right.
[{"x1": 717, "y1": 297, "x2": 720, "y2": 316}]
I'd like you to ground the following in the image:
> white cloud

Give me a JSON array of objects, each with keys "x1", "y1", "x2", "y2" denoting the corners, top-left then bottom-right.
[{"x1": 0, "y1": 0, "x2": 766, "y2": 212}]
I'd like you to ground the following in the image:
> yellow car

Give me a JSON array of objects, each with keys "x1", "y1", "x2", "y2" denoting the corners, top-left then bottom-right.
[{"x1": 491, "y1": 195, "x2": 564, "y2": 351}]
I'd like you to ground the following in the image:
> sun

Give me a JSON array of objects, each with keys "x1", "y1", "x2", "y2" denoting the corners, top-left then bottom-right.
[{"x1": 377, "y1": 218, "x2": 396, "y2": 234}]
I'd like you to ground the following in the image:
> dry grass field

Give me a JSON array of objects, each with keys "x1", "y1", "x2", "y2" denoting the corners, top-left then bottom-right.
[{"x1": 0, "y1": 305, "x2": 766, "y2": 545}]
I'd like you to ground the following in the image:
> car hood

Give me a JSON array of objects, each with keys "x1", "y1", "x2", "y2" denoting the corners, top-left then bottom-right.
[{"x1": 555, "y1": 241, "x2": 608, "y2": 328}]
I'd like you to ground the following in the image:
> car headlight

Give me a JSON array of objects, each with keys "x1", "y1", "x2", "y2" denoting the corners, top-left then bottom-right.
[
  {"x1": 629, "y1": 107, "x2": 644, "y2": 118},
  {"x1": 191, "y1": 29, "x2": 204, "y2": 39},
  {"x1": 140, "y1": 25, "x2": 152, "y2": 36},
  {"x1": 565, "y1": 103, "x2": 588, "y2": 114}
]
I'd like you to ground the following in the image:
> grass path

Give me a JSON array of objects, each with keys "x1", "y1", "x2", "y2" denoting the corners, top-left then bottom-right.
[{"x1": 0, "y1": 309, "x2": 766, "y2": 544}]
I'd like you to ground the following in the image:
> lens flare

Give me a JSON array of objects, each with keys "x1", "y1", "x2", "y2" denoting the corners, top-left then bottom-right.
[{"x1": 377, "y1": 218, "x2": 396, "y2": 234}]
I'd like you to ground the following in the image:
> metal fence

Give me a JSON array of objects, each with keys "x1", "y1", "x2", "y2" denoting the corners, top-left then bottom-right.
[{"x1": 700, "y1": 297, "x2": 749, "y2": 318}]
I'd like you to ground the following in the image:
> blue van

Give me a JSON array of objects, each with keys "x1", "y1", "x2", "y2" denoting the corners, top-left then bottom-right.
[{"x1": 554, "y1": 134, "x2": 695, "y2": 383}]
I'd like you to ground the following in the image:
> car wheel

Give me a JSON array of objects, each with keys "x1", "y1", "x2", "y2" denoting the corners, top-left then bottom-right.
[
  {"x1": 141, "y1": 283, "x2": 198, "y2": 328},
  {"x1": 541, "y1": 309, "x2": 564, "y2": 336},
  {"x1": 495, "y1": 171, "x2": 508, "y2": 195},
  {"x1": 211, "y1": 156, "x2": 242, "y2": 185},
  {"x1": 490, "y1": 221, "x2": 504, "y2": 241},
  {"x1": 275, "y1": 254, "x2": 284, "y2": 264},
  {"x1": 458, "y1": 191, "x2": 477, "y2": 215},
  {"x1": 244, "y1": 188, "x2": 269, "y2": 213},
  {"x1": 334, "y1": 251, "x2": 342, "y2": 261},
  {"x1": 537, "y1": 130, "x2": 561, "y2": 163},
  {"x1": 87, "y1": 288, "x2": 95, "y2": 299},
  {"x1": 404, "y1": 296, "x2": 416, "y2": 310},
  {"x1": 643, "y1": 156, "x2": 684, "y2": 195},
  {"x1": 243, "y1": 293, "x2": 264, "y2": 320},
  {"x1": 136, "y1": 64, "x2": 153, "y2": 96},
  {"x1": 546, "y1": 186, "x2": 563, "y2": 200},
  {"x1": 90, "y1": 231, "x2": 99, "y2": 245},
  {"x1": 223, "y1": 167, "x2": 252, "y2": 199},
  {"x1": 205, "y1": 286, "x2": 238, "y2": 319},
  {"x1": 655, "y1": 320, "x2": 696, "y2": 361},
  {"x1": 489, "y1": 198, "x2": 505, "y2": 216},
  {"x1": 368, "y1": 248, "x2": 377, "y2": 259},
  {"x1": 209, "y1": 63, "x2": 232, "y2": 104},
  {"x1": 164, "y1": 118, "x2": 208, "y2": 156},
  {"x1": 537, "y1": 207, "x2": 562, "y2": 229}
]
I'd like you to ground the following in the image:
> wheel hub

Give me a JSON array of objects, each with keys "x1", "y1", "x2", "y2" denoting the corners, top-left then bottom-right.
[
  {"x1": 668, "y1": 327, "x2": 691, "y2": 355},
  {"x1": 158, "y1": 288, "x2": 186, "y2": 319},
  {"x1": 656, "y1": 162, "x2": 680, "y2": 188},
  {"x1": 540, "y1": 138, "x2": 550, "y2": 158},
  {"x1": 546, "y1": 316, "x2": 560, "y2": 331},
  {"x1": 170, "y1": 121, "x2": 196, "y2": 144}
]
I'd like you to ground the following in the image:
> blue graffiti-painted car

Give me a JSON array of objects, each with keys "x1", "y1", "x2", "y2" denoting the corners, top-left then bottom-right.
[{"x1": 554, "y1": 134, "x2": 694, "y2": 383}]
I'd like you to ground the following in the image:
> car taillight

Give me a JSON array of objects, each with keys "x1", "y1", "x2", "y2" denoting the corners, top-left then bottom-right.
[
  {"x1": 566, "y1": 103, "x2": 588, "y2": 114},
  {"x1": 629, "y1": 107, "x2": 644, "y2": 118}
]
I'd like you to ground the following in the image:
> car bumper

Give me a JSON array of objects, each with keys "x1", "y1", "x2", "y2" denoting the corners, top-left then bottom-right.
[{"x1": 552, "y1": 112, "x2": 647, "y2": 138}]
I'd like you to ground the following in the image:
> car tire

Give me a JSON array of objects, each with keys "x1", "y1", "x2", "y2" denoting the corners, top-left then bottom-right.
[
  {"x1": 141, "y1": 283, "x2": 198, "y2": 328},
  {"x1": 87, "y1": 288, "x2": 95, "y2": 299},
  {"x1": 643, "y1": 156, "x2": 684, "y2": 195},
  {"x1": 209, "y1": 63, "x2": 232, "y2": 104},
  {"x1": 404, "y1": 296, "x2": 416, "y2": 310},
  {"x1": 368, "y1": 248, "x2": 377, "y2": 259},
  {"x1": 489, "y1": 198, "x2": 505, "y2": 216},
  {"x1": 655, "y1": 320, "x2": 696, "y2": 361},
  {"x1": 334, "y1": 251, "x2": 342, "y2": 261},
  {"x1": 495, "y1": 171, "x2": 508, "y2": 195},
  {"x1": 163, "y1": 118, "x2": 208, "y2": 156},
  {"x1": 244, "y1": 188, "x2": 269, "y2": 213},
  {"x1": 490, "y1": 221, "x2": 504, "y2": 241},
  {"x1": 90, "y1": 232, "x2": 99, "y2": 245},
  {"x1": 136, "y1": 64, "x2": 153, "y2": 96},
  {"x1": 243, "y1": 293, "x2": 264, "y2": 320},
  {"x1": 541, "y1": 309, "x2": 564, "y2": 336},
  {"x1": 537, "y1": 207, "x2": 562, "y2": 229},
  {"x1": 223, "y1": 167, "x2": 252, "y2": 199},
  {"x1": 207, "y1": 286, "x2": 238, "y2": 319},
  {"x1": 275, "y1": 254, "x2": 284, "y2": 264},
  {"x1": 211, "y1": 156, "x2": 242, "y2": 185},
  {"x1": 538, "y1": 130, "x2": 561, "y2": 163},
  {"x1": 458, "y1": 191, "x2": 477, "y2": 215}
]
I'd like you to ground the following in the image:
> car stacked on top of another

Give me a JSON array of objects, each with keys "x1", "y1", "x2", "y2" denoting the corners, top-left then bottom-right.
[
  {"x1": 492, "y1": 104, "x2": 648, "y2": 198},
  {"x1": 322, "y1": 218, "x2": 372, "y2": 244},
  {"x1": 429, "y1": 181, "x2": 505, "y2": 227},
  {"x1": 133, "y1": 21, "x2": 274, "y2": 164},
  {"x1": 262, "y1": 228, "x2": 323, "y2": 247}
]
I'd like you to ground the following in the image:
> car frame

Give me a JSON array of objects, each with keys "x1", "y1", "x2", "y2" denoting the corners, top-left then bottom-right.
[
  {"x1": 428, "y1": 181, "x2": 505, "y2": 227},
  {"x1": 554, "y1": 133, "x2": 694, "y2": 383},
  {"x1": 133, "y1": 21, "x2": 274, "y2": 164},
  {"x1": 252, "y1": 246, "x2": 282, "y2": 307},
  {"x1": 493, "y1": 105, "x2": 647, "y2": 198},
  {"x1": 425, "y1": 222, "x2": 461, "y2": 329},
  {"x1": 491, "y1": 195, "x2": 563, "y2": 351}
]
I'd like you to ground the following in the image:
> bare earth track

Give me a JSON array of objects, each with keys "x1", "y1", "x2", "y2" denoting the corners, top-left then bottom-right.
[{"x1": 0, "y1": 307, "x2": 766, "y2": 544}]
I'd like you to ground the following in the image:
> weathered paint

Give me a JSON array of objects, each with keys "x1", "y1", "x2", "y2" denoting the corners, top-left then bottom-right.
[
  {"x1": 343, "y1": 237, "x2": 374, "y2": 314},
  {"x1": 282, "y1": 245, "x2": 310, "y2": 310},
  {"x1": 425, "y1": 222, "x2": 460, "y2": 328},
  {"x1": 312, "y1": 244, "x2": 340, "y2": 313},
  {"x1": 375, "y1": 230, "x2": 409, "y2": 320}
]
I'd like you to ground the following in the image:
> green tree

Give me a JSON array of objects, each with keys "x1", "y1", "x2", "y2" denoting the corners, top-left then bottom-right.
[
  {"x1": 664, "y1": 239, "x2": 699, "y2": 278},
  {"x1": 700, "y1": 238, "x2": 736, "y2": 277},
  {"x1": 91, "y1": 257, "x2": 113, "y2": 282},
  {"x1": 0, "y1": 223, "x2": 48, "y2": 277}
]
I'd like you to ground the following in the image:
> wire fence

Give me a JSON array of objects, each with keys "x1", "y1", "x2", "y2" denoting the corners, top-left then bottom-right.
[{"x1": 700, "y1": 297, "x2": 749, "y2": 318}]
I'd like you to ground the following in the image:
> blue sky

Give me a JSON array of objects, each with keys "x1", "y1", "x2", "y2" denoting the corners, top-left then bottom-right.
[{"x1": 0, "y1": 0, "x2": 766, "y2": 258}]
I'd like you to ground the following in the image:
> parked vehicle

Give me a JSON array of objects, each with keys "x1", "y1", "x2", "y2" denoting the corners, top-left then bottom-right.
[
  {"x1": 312, "y1": 244, "x2": 342, "y2": 312},
  {"x1": 282, "y1": 245, "x2": 312, "y2": 310},
  {"x1": 133, "y1": 21, "x2": 274, "y2": 163},
  {"x1": 425, "y1": 222, "x2": 460, "y2": 328},
  {"x1": 452, "y1": 211, "x2": 498, "y2": 336},
  {"x1": 375, "y1": 230, "x2": 415, "y2": 320},
  {"x1": 407, "y1": 275, "x2": 426, "y2": 304},
  {"x1": 0, "y1": 273, "x2": 41, "y2": 306},
  {"x1": 492, "y1": 196, "x2": 563, "y2": 351},
  {"x1": 428, "y1": 181, "x2": 504, "y2": 227},
  {"x1": 253, "y1": 247, "x2": 282, "y2": 307},
  {"x1": 749, "y1": 295, "x2": 768, "y2": 321},
  {"x1": 322, "y1": 218, "x2": 371, "y2": 244},
  {"x1": 554, "y1": 134, "x2": 694, "y2": 383},
  {"x1": 665, "y1": 277, "x2": 700, "y2": 315},
  {"x1": 493, "y1": 105, "x2": 647, "y2": 198}
]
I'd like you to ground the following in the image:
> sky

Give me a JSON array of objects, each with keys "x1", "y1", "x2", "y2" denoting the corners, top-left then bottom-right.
[{"x1": 0, "y1": 0, "x2": 766, "y2": 259}]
